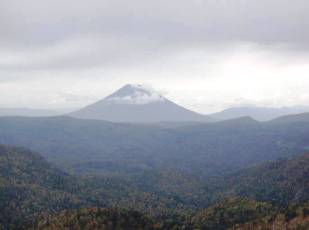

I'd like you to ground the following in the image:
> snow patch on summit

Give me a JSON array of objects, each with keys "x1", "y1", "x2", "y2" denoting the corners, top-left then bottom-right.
[{"x1": 105, "y1": 84, "x2": 165, "y2": 105}]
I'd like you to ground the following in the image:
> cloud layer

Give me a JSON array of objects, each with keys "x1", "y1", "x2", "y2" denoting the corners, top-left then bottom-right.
[{"x1": 0, "y1": 0, "x2": 308, "y2": 113}]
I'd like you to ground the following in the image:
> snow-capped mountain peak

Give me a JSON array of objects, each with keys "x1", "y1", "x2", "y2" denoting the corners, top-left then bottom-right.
[
  {"x1": 104, "y1": 84, "x2": 165, "y2": 105},
  {"x1": 70, "y1": 84, "x2": 212, "y2": 123}
]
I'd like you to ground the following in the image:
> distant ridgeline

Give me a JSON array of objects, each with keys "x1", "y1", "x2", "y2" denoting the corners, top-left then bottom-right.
[{"x1": 1, "y1": 112, "x2": 309, "y2": 177}]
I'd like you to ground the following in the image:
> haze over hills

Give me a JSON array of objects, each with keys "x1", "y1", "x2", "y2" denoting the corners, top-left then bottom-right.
[
  {"x1": 269, "y1": 112, "x2": 309, "y2": 124},
  {"x1": 1, "y1": 114, "x2": 309, "y2": 177},
  {"x1": 210, "y1": 106, "x2": 309, "y2": 121},
  {"x1": 70, "y1": 84, "x2": 213, "y2": 123},
  {"x1": 0, "y1": 108, "x2": 60, "y2": 117}
]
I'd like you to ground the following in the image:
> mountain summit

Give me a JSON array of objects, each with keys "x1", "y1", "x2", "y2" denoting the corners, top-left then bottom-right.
[
  {"x1": 70, "y1": 84, "x2": 212, "y2": 123},
  {"x1": 104, "y1": 84, "x2": 165, "y2": 105}
]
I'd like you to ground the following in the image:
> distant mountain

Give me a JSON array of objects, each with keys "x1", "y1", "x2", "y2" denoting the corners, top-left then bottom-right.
[
  {"x1": 0, "y1": 108, "x2": 60, "y2": 117},
  {"x1": 210, "y1": 106, "x2": 309, "y2": 121},
  {"x1": 70, "y1": 84, "x2": 212, "y2": 123},
  {"x1": 0, "y1": 115, "x2": 306, "y2": 177},
  {"x1": 269, "y1": 112, "x2": 309, "y2": 124}
]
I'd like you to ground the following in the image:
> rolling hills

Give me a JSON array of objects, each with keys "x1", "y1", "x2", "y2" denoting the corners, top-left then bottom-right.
[
  {"x1": 0, "y1": 145, "x2": 86, "y2": 228},
  {"x1": 0, "y1": 114, "x2": 308, "y2": 177},
  {"x1": 1, "y1": 143, "x2": 309, "y2": 229}
]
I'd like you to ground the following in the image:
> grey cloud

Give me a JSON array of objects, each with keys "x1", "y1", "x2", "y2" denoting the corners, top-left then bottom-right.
[
  {"x1": 1, "y1": 0, "x2": 308, "y2": 45},
  {"x1": 0, "y1": 0, "x2": 308, "y2": 74}
]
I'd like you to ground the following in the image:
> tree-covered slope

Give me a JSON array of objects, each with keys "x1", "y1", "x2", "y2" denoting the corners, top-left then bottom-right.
[
  {"x1": 1, "y1": 143, "x2": 309, "y2": 229},
  {"x1": 36, "y1": 200, "x2": 309, "y2": 230},
  {"x1": 192, "y1": 198, "x2": 276, "y2": 230},
  {"x1": 0, "y1": 144, "x2": 210, "y2": 228},
  {"x1": 34, "y1": 199, "x2": 276, "y2": 230},
  {"x1": 192, "y1": 199, "x2": 309, "y2": 230},
  {"x1": 215, "y1": 153, "x2": 309, "y2": 207},
  {"x1": 229, "y1": 202, "x2": 309, "y2": 230},
  {"x1": 0, "y1": 145, "x2": 87, "y2": 229},
  {"x1": 36, "y1": 208, "x2": 158, "y2": 230}
]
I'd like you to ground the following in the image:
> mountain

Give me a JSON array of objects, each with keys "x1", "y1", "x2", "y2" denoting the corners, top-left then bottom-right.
[
  {"x1": 269, "y1": 112, "x2": 309, "y2": 124},
  {"x1": 70, "y1": 84, "x2": 212, "y2": 123},
  {"x1": 0, "y1": 108, "x2": 60, "y2": 117},
  {"x1": 0, "y1": 115, "x2": 306, "y2": 178},
  {"x1": 210, "y1": 106, "x2": 309, "y2": 121}
]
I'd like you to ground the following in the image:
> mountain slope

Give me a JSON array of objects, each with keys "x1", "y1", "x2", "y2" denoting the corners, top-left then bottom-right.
[
  {"x1": 210, "y1": 106, "x2": 309, "y2": 121},
  {"x1": 70, "y1": 84, "x2": 212, "y2": 123},
  {"x1": 269, "y1": 112, "x2": 309, "y2": 124},
  {"x1": 215, "y1": 153, "x2": 309, "y2": 207},
  {"x1": 1, "y1": 143, "x2": 309, "y2": 229},
  {"x1": 35, "y1": 201, "x2": 309, "y2": 230},
  {"x1": 36, "y1": 208, "x2": 158, "y2": 230},
  {"x1": 0, "y1": 145, "x2": 88, "y2": 228},
  {"x1": 0, "y1": 144, "x2": 204, "y2": 228}
]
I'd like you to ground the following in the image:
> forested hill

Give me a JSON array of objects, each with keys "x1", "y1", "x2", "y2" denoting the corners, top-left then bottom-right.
[
  {"x1": 0, "y1": 145, "x2": 87, "y2": 228},
  {"x1": 36, "y1": 208, "x2": 159, "y2": 230},
  {"x1": 1, "y1": 144, "x2": 309, "y2": 229},
  {"x1": 0, "y1": 115, "x2": 308, "y2": 177},
  {"x1": 215, "y1": 153, "x2": 309, "y2": 207},
  {"x1": 0, "y1": 144, "x2": 207, "y2": 228},
  {"x1": 33, "y1": 200, "x2": 277, "y2": 230},
  {"x1": 36, "y1": 199, "x2": 309, "y2": 230},
  {"x1": 0, "y1": 145, "x2": 68, "y2": 186}
]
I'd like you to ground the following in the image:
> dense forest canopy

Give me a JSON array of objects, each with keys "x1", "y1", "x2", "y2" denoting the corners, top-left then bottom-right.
[{"x1": 1, "y1": 141, "x2": 309, "y2": 229}]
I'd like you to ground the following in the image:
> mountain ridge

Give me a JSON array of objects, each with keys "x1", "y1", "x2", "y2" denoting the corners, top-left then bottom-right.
[{"x1": 210, "y1": 106, "x2": 309, "y2": 121}]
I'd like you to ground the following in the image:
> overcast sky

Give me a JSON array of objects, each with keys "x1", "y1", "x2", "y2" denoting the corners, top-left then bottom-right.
[{"x1": 1, "y1": 0, "x2": 309, "y2": 113}]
